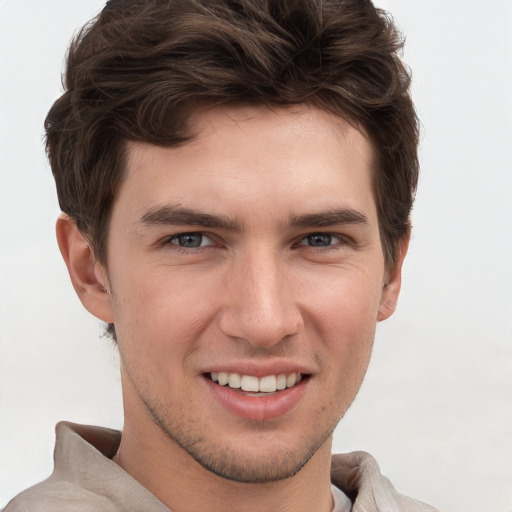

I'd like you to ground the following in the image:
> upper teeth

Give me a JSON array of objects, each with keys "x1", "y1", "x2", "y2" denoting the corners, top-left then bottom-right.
[{"x1": 210, "y1": 372, "x2": 302, "y2": 393}]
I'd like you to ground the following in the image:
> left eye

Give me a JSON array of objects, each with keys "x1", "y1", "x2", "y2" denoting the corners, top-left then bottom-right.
[
  {"x1": 168, "y1": 233, "x2": 213, "y2": 248},
  {"x1": 299, "y1": 233, "x2": 340, "y2": 247}
]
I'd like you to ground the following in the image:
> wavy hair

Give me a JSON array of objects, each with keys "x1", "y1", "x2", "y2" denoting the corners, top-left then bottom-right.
[{"x1": 45, "y1": 0, "x2": 419, "y2": 266}]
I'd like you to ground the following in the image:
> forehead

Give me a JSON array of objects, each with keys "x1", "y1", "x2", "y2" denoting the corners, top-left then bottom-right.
[{"x1": 117, "y1": 104, "x2": 377, "y2": 226}]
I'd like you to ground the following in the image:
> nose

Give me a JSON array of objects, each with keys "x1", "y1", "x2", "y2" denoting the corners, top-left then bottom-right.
[{"x1": 218, "y1": 249, "x2": 303, "y2": 348}]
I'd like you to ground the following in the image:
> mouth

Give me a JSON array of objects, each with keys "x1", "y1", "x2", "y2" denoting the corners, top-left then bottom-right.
[
  {"x1": 204, "y1": 370, "x2": 310, "y2": 421},
  {"x1": 207, "y1": 372, "x2": 305, "y2": 395}
]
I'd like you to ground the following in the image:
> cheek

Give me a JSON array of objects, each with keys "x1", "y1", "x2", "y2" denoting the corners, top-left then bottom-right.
[
  {"x1": 110, "y1": 266, "x2": 219, "y2": 365},
  {"x1": 301, "y1": 262, "x2": 384, "y2": 333},
  {"x1": 301, "y1": 267, "x2": 382, "y2": 383}
]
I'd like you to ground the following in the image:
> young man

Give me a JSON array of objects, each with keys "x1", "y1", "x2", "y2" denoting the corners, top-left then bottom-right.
[{"x1": 5, "y1": 1, "x2": 438, "y2": 511}]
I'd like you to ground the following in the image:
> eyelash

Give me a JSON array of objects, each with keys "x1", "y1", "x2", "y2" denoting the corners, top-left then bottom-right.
[
  {"x1": 165, "y1": 232, "x2": 216, "y2": 251},
  {"x1": 295, "y1": 233, "x2": 348, "y2": 249}
]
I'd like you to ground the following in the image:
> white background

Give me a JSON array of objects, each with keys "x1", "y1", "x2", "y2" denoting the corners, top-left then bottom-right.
[{"x1": 1, "y1": 1, "x2": 511, "y2": 510}]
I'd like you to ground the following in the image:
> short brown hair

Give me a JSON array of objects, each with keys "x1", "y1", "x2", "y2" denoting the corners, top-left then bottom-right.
[{"x1": 46, "y1": 0, "x2": 419, "y2": 266}]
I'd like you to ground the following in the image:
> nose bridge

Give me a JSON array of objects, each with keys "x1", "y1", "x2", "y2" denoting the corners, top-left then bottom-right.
[{"x1": 219, "y1": 244, "x2": 301, "y2": 347}]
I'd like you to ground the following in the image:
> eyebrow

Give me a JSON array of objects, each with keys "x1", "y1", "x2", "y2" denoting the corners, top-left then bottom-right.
[
  {"x1": 137, "y1": 205, "x2": 369, "y2": 232},
  {"x1": 138, "y1": 205, "x2": 243, "y2": 231},
  {"x1": 289, "y1": 209, "x2": 369, "y2": 228}
]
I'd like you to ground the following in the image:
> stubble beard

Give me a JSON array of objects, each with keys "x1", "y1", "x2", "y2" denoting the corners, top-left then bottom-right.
[{"x1": 141, "y1": 394, "x2": 339, "y2": 484}]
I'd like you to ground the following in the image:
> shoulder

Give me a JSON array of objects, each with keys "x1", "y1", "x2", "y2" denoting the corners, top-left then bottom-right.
[
  {"x1": 4, "y1": 479, "x2": 120, "y2": 512},
  {"x1": 331, "y1": 451, "x2": 440, "y2": 512},
  {"x1": 4, "y1": 422, "x2": 168, "y2": 512}
]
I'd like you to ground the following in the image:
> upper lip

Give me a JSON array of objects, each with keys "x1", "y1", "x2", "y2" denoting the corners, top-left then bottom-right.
[{"x1": 200, "y1": 360, "x2": 313, "y2": 378}]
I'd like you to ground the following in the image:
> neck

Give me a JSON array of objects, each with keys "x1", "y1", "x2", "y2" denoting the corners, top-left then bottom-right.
[{"x1": 114, "y1": 416, "x2": 334, "y2": 512}]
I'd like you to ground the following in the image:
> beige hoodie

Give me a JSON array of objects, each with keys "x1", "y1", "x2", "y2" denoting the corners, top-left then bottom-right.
[{"x1": 4, "y1": 422, "x2": 439, "y2": 512}]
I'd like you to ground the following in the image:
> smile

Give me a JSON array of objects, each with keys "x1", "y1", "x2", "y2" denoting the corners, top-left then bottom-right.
[
  {"x1": 205, "y1": 370, "x2": 309, "y2": 420},
  {"x1": 209, "y1": 372, "x2": 303, "y2": 393}
]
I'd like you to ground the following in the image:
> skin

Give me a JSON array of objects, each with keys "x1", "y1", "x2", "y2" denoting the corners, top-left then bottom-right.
[{"x1": 57, "y1": 104, "x2": 407, "y2": 512}]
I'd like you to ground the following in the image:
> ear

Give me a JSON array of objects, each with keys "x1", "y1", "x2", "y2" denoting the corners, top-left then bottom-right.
[
  {"x1": 56, "y1": 214, "x2": 114, "y2": 323},
  {"x1": 377, "y1": 233, "x2": 410, "y2": 322}
]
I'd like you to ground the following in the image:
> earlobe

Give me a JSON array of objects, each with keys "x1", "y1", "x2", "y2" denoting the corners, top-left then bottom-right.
[
  {"x1": 56, "y1": 214, "x2": 114, "y2": 323},
  {"x1": 377, "y1": 234, "x2": 410, "y2": 322}
]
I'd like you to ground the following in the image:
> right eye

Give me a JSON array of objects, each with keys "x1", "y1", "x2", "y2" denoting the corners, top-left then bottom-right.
[{"x1": 167, "y1": 232, "x2": 214, "y2": 248}]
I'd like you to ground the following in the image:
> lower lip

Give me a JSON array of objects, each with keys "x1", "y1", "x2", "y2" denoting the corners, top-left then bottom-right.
[{"x1": 204, "y1": 376, "x2": 308, "y2": 421}]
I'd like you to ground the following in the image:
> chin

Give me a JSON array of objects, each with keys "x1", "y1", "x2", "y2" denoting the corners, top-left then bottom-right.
[
  {"x1": 160, "y1": 419, "x2": 336, "y2": 484},
  {"x1": 188, "y1": 442, "x2": 324, "y2": 483}
]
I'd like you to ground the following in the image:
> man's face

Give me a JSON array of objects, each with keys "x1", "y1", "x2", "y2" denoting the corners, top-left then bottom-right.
[{"x1": 101, "y1": 105, "x2": 398, "y2": 482}]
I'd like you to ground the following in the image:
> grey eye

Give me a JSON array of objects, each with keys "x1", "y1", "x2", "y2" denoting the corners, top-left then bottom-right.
[
  {"x1": 304, "y1": 233, "x2": 334, "y2": 247},
  {"x1": 171, "y1": 233, "x2": 206, "y2": 247}
]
